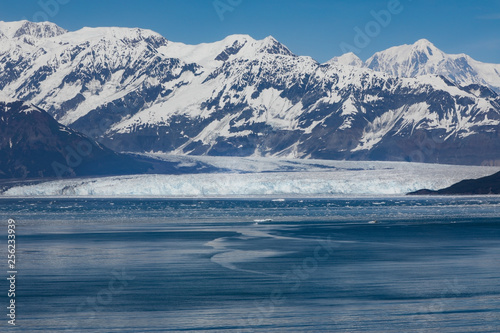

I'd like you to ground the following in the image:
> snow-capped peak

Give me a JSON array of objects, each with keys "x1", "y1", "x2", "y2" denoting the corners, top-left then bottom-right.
[
  {"x1": 162, "y1": 34, "x2": 254, "y2": 68},
  {"x1": 258, "y1": 35, "x2": 294, "y2": 56},
  {"x1": 215, "y1": 34, "x2": 294, "y2": 57},
  {"x1": 221, "y1": 33, "x2": 256, "y2": 44},
  {"x1": 162, "y1": 34, "x2": 294, "y2": 69},
  {"x1": 366, "y1": 39, "x2": 446, "y2": 76},
  {"x1": 411, "y1": 39, "x2": 444, "y2": 57},
  {"x1": 327, "y1": 52, "x2": 364, "y2": 67},
  {"x1": 56, "y1": 26, "x2": 168, "y2": 48},
  {"x1": 365, "y1": 38, "x2": 500, "y2": 93},
  {"x1": 412, "y1": 38, "x2": 437, "y2": 49},
  {"x1": 0, "y1": 20, "x2": 67, "y2": 39}
]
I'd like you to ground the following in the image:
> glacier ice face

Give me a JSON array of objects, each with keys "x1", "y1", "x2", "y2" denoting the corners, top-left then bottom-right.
[{"x1": 3, "y1": 159, "x2": 499, "y2": 197}]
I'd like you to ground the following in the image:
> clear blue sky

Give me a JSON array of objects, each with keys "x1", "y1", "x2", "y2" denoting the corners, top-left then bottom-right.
[{"x1": 1, "y1": 0, "x2": 499, "y2": 63}]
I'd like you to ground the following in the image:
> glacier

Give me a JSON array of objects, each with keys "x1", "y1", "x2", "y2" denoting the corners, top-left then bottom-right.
[{"x1": 3, "y1": 158, "x2": 499, "y2": 197}]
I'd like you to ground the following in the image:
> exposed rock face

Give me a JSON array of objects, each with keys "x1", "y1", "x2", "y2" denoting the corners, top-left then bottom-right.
[
  {"x1": 0, "y1": 100, "x2": 151, "y2": 179},
  {"x1": 409, "y1": 171, "x2": 500, "y2": 195}
]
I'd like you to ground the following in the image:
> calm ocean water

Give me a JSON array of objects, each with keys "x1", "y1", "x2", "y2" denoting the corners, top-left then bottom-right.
[{"x1": 1, "y1": 197, "x2": 500, "y2": 332}]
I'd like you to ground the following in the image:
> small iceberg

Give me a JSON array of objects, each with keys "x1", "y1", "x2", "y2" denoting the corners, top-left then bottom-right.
[{"x1": 254, "y1": 219, "x2": 273, "y2": 223}]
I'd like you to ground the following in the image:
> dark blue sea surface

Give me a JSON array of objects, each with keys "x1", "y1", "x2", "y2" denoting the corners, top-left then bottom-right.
[{"x1": 1, "y1": 197, "x2": 500, "y2": 332}]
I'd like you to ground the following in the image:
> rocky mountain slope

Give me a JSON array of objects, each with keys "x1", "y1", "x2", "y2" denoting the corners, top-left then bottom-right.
[
  {"x1": 409, "y1": 171, "x2": 500, "y2": 195},
  {"x1": 0, "y1": 99, "x2": 151, "y2": 179}
]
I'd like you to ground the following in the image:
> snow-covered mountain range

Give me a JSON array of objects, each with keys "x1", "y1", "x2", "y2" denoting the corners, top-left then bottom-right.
[{"x1": 1, "y1": 20, "x2": 499, "y2": 165}]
